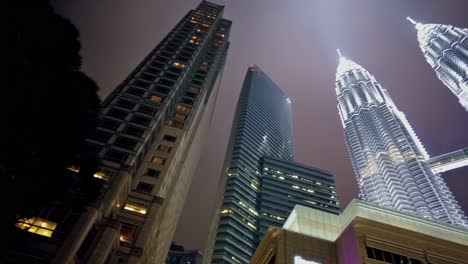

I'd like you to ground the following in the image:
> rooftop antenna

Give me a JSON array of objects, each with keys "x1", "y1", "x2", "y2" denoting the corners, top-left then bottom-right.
[
  {"x1": 337, "y1": 48, "x2": 343, "y2": 58},
  {"x1": 406, "y1": 17, "x2": 417, "y2": 25}
]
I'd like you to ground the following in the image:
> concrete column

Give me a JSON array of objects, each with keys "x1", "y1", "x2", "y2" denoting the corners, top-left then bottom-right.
[
  {"x1": 101, "y1": 171, "x2": 131, "y2": 217},
  {"x1": 52, "y1": 207, "x2": 98, "y2": 264},
  {"x1": 87, "y1": 220, "x2": 120, "y2": 263}
]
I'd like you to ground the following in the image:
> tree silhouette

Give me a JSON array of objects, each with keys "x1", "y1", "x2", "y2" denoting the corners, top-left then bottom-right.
[{"x1": 4, "y1": 0, "x2": 102, "y2": 242}]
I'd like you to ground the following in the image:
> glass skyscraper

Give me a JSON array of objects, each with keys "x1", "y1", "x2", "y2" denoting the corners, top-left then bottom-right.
[
  {"x1": 205, "y1": 66, "x2": 294, "y2": 264},
  {"x1": 204, "y1": 66, "x2": 339, "y2": 264},
  {"x1": 335, "y1": 54, "x2": 468, "y2": 227},
  {"x1": 11, "y1": 2, "x2": 231, "y2": 263},
  {"x1": 258, "y1": 156, "x2": 339, "y2": 239},
  {"x1": 408, "y1": 17, "x2": 468, "y2": 111}
]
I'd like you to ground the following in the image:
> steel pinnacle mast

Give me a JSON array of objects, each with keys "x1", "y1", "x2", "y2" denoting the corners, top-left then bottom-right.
[
  {"x1": 335, "y1": 54, "x2": 468, "y2": 227},
  {"x1": 408, "y1": 17, "x2": 468, "y2": 111}
]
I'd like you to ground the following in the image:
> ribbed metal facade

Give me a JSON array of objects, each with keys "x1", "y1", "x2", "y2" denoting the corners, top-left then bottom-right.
[
  {"x1": 207, "y1": 66, "x2": 294, "y2": 264},
  {"x1": 335, "y1": 56, "x2": 468, "y2": 228},
  {"x1": 409, "y1": 18, "x2": 468, "y2": 111},
  {"x1": 258, "y1": 156, "x2": 339, "y2": 239}
]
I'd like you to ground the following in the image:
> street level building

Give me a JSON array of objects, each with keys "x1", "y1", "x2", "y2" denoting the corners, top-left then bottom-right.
[
  {"x1": 167, "y1": 243, "x2": 203, "y2": 264},
  {"x1": 334, "y1": 54, "x2": 468, "y2": 227},
  {"x1": 11, "y1": 2, "x2": 231, "y2": 263},
  {"x1": 251, "y1": 199, "x2": 468, "y2": 264}
]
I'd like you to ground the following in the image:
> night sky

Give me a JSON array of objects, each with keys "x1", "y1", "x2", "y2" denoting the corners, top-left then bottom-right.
[{"x1": 53, "y1": 0, "x2": 468, "y2": 251}]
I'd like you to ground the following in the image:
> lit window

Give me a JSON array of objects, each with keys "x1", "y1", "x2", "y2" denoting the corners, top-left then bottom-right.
[
  {"x1": 172, "y1": 62, "x2": 186, "y2": 69},
  {"x1": 151, "y1": 156, "x2": 166, "y2": 165},
  {"x1": 221, "y1": 208, "x2": 233, "y2": 214},
  {"x1": 176, "y1": 104, "x2": 191, "y2": 113},
  {"x1": 157, "y1": 144, "x2": 172, "y2": 153},
  {"x1": 120, "y1": 223, "x2": 137, "y2": 243},
  {"x1": 307, "y1": 189, "x2": 315, "y2": 193},
  {"x1": 168, "y1": 120, "x2": 184, "y2": 129},
  {"x1": 292, "y1": 185, "x2": 300, "y2": 189},
  {"x1": 150, "y1": 95, "x2": 163, "y2": 103},
  {"x1": 189, "y1": 39, "x2": 200, "y2": 45},
  {"x1": 16, "y1": 217, "x2": 57, "y2": 237},
  {"x1": 247, "y1": 222, "x2": 257, "y2": 230},
  {"x1": 124, "y1": 200, "x2": 148, "y2": 215},
  {"x1": 174, "y1": 113, "x2": 186, "y2": 120},
  {"x1": 93, "y1": 170, "x2": 112, "y2": 181},
  {"x1": 202, "y1": 23, "x2": 210, "y2": 27},
  {"x1": 67, "y1": 165, "x2": 80, "y2": 173}
]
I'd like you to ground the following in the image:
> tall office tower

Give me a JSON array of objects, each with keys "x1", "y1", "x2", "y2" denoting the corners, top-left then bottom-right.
[
  {"x1": 12, "y1": 2, "x2": 231, "y2": 263},
  {"x1": 407, "y1": 17, "x2": 468, "y2": 111},
  {"x1": 258, "y1": 157, "x2": 340, "y2": 239},
  {"x1": 204, "y1": 66, "x2": 339, "y2": 264},
  {"x1": 204, "y1": 66, "x2": 294, "y2": 264},
  {"x1": 335, "y1": 54, "x2": 468, "y2": 228}
]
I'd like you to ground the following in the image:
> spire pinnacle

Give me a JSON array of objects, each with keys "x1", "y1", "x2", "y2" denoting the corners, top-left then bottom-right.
[
  {"x1": 337, "y1": 49, "x2": 342, "y2": 58},
  {"x1": 406, "y1": 17, "x2": 417, "y2": 26}
]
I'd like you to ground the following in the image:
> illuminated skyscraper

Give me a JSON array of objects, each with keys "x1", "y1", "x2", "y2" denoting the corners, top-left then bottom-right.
[
  {"x1": 10, "y1": 2, "x2": 231, "y2": 263},
  {"x1": 334, "y1": 53, "x2": 468, "y2": 227},
  {"x1": 204, "y1": 66, "x2": 339, "y2": 264},
  {"x1": 408, "y1": 17, "x2": 468, "y2": 111}
]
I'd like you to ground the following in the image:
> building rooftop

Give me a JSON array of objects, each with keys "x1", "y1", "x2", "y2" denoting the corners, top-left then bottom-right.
[{"x1": 283, "y1": 199, "x2": 468, "y2": 246}]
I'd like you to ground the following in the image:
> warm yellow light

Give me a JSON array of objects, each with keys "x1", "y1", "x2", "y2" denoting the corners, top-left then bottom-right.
[
  {"x1": 67, "y1": 165, "x2": 80, "y2": 173},
  {"x1": 124, "y1": 201, "x2": 148, "y2": 215},
  {"x1": 16, "y1": 217, "x2": 56, "y2": 238},
  {"x1": 173, "y1": 62, "x2": 186, "y2": 68},
  {"x1": 150, "y1": 95, "x2": 163, "y2": 103},
  {"x1": 94, "y1": 171, "x2": 110, "y2": 181}
]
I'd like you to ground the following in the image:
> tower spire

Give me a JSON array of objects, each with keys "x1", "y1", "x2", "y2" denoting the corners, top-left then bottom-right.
[
  {"x1": 337, "y1": 48, "x2": 342, "y2": 58},
  {"x1": 406, "y1": 17, "x2": 417, "y2": 26}
]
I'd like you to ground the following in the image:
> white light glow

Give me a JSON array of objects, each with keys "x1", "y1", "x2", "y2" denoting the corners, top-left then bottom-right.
[{"x1": 294, "y1": 256, "x2": 321, "y2": 264}]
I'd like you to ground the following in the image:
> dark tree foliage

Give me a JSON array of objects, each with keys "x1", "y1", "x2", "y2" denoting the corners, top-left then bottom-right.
[{"x1": 4, "y1": 0, "x2": 102, "y2": 241}]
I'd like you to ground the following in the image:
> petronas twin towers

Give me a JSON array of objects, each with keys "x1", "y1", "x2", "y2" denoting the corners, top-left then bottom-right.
[
  {"x1": 409, "y1": 18, "x2": 468, "y2": 111},
  {"x1": 335, "y1": 20, "x2": 468, "y2": 227}
]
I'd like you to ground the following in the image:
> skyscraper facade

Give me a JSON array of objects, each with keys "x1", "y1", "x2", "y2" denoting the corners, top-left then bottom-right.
[
  {"x1": 408, "y1": 18, "x2": 468, "y2": 111},
  {"x1": 335, "y1": 55, "x2": 468, "y2": 227},
  {"x1": 258, "y1": 157, "x2": 339, "y2": 239},
  {"x1": 204, "y1": 66, "x2": 294, "y2": 264},
  {"x1": 204, "y1": 67, "x2": 339, "y2": 264},
  {"x1": 11, "y1": 2, "x2": 231, "y2": 263}
]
